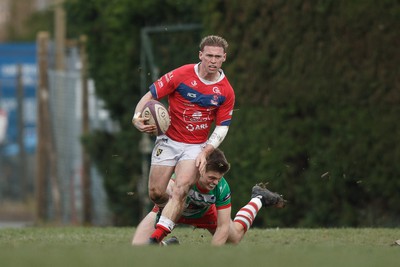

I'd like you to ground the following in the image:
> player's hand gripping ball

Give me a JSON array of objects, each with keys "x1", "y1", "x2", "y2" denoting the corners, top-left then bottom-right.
[{"x1": 141, "y1": 100, "x2": 171, "y2": 136}]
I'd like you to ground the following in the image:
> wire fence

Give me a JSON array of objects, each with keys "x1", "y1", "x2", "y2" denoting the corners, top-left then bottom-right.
[
  {"x1": 0, "y1": 43, "x2": 113, "y2": 226},
  {"x1": 45, "y1": 62, "x2": 113, "y2": 225}
]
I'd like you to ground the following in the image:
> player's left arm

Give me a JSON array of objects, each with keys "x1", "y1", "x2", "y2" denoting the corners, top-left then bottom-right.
[
  {"x1": 211, "y1": 207, "x2": 231, "y2": 246},
  {"x1": 197, "y1": 86, "x2": 235, "y2": 173},
  {"x1": 207, "y1": 85, "x2": 235, "y2": 150},
  {"x1": 196, "y1": 125, "x2": 229, "y2": 174}
]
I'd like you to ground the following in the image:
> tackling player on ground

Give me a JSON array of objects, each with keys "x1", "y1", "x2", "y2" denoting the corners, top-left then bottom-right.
[
  {"x1": 132, "y1": 149, "x2": 286, "y2": 246},
  {"x1": 132, "y1": 36, "x2": 235, "y2": 244}
]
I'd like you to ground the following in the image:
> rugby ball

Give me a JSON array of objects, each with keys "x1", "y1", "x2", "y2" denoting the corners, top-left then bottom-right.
[{"x1": 141, "y1": 100, "x2": 170, "y2": 136}]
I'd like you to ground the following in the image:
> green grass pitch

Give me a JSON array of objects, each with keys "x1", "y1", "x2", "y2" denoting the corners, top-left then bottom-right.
[{"x1": 0, "y1": 227, "x2": 399, "y2": 267}]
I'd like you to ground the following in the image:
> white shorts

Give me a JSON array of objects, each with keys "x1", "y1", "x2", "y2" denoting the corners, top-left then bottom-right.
[{"x1": 151, "y1": 135, "x2": 206, "y2": 166}]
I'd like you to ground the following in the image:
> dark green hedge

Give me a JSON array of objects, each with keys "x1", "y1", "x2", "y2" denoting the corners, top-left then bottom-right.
[
  {"x1": 65, "y1": 0, "x2": 400, "y2": 226},
  {"x1": 210, "y1": 0, "x2": 400, "y2": 227}
]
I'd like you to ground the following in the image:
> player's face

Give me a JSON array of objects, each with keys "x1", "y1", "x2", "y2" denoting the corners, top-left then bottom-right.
[
  {"x1": 199, "y1": 46, "x2": 226, "y2": 74},
  {"x1": 198, "y1": 170, "x2": 223, "y2": 191}
]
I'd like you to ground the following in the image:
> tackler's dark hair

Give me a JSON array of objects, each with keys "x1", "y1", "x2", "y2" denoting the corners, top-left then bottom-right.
[{"x1": 205, "y1": 148, "x2": 230, "y2": 174}]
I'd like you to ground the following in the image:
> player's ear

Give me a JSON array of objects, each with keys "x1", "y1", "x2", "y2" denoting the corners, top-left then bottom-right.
[{"x1": 199, "y1": 51, "x2": 203, "y2": 60}]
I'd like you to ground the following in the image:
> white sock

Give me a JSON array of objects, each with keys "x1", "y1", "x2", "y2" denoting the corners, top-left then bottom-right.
[{"x1": 157, "y1": 216, "x2": 176, "y2": 232}]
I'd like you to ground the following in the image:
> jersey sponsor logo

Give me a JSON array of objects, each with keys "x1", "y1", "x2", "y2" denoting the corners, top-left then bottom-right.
[
  {"x1": 186, "y1": 123, "x2": 209, "y2": 132},
  {"x1": 157, "y1": 79, "x2": 164, "y2": 88},
  {"x1": 165, "y1": 71, "x2": 174, "y2": 82},
  {"x1": 183, "y1": 108, "x2": 210, "y2": 123},
  {"x1": 164, "y1": 73, "x2": 170, "y2": 82},
  {"x1": 188, "y1": 189, "x2": 216, "y2": 204},
  {"x1": 191, "y1": 111, "x2": 202, "y2": 121},
  {"x1": 183, "y1": 102, "x2": 195, "y2": 107},
  {"x1": 187, "y1": 92, "x2": 196, "y2": 98}
]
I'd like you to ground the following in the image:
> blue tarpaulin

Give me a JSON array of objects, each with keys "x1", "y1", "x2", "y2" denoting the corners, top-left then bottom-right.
[{"x1": 0, "y1": 43, "x2": 37, "y2": 155}]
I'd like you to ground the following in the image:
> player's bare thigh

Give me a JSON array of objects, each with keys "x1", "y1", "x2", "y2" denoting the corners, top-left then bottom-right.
[
  {"x1": 159, "y1": 160, "x2": 198, "y2": 221},
  {"x1": 174, "y1": 159, "x2": 200, "y2": 196},
  {"x1": 148, "y1": 165, "x2": 174, "y2": 197}
]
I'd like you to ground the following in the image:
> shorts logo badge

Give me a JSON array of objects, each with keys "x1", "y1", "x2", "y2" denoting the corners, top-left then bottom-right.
[{"x1": 156, "y1": 148, "x2": 163, "y2": 156}]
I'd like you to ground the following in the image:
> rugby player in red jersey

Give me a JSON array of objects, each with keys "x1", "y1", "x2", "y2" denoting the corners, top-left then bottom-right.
[{"x1": 132, "y1": 36, "x2": 235, "y2": 244}]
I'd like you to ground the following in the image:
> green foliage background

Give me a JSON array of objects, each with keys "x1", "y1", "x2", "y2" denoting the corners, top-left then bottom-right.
[{"x1": 63, "y1": 0, "x2": 399, "y2": 227}]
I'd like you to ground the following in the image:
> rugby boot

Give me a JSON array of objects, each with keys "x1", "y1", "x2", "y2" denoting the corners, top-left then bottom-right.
[
  {"x1": 148, "y1": 237, "x2": 160, "y2": 245},
  {"x1": 251, "y1": 182, "x2": 287, "y2": 208},
  {"x1": 161, "y1": 236, "x2": 180, "y2": 246}
]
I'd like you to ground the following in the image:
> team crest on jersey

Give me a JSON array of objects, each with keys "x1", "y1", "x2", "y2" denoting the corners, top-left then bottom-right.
[
  {"x1": 191, "y1": 80, "x2": 197, "y2": 87},
  {"x1": 210, "y1": 94, "x2": 219, "y2": 106},
  {"x1": 213, "y1": 87, "x2": 221, "y2": 95},
  {"x1": 156, "y1": 148, "x2": 163, "y2": 156}
]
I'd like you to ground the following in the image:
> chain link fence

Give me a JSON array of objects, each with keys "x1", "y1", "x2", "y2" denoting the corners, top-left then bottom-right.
[
  {"x1": 46, "y1": 47, "x2": 114, "y2": 225},
  {"x1": 0, "y1": 43, "x2": 114, "y2": 226}
]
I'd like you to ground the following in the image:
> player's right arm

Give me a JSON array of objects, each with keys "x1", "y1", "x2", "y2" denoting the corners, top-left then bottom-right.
[
  {"x1": 132, "y1": 91, "x2": 156, "y2": 133},
  {"x1": 196, "y1": 126, "x2": 229, "y2": 175},
  {"x1": 196, "y1": 83, "x2": 235, "y2": 173},
  {"x1": 211, "y1": 207, "x2": 231, "y2": 246}
]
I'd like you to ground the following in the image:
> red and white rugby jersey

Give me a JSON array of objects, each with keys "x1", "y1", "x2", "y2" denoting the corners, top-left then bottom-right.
[{"x1": 149, "y1": 63, "x2": 235, "y2": 144}]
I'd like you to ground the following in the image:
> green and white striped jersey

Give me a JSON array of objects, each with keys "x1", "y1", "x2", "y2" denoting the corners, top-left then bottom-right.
[{"x1": 182, "y1": 177, "x2": 231, "y2": 219}]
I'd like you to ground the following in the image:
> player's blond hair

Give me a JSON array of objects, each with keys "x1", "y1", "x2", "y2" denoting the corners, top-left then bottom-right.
[{"x1": 199, "y1": 35, "x2": 229, "y2": 52}]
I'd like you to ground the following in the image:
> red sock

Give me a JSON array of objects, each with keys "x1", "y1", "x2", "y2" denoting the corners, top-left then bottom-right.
[
  {"x1": 150, "y1": 225, "x2": 170, "y2": 242},
  {"x1": 233, "y1": 200, "x2": 261, "y2": 232}
]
